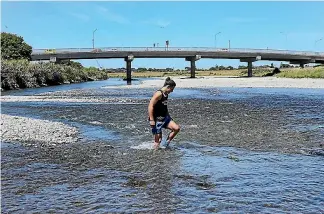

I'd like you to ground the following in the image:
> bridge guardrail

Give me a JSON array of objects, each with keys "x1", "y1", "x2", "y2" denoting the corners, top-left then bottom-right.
[{"x1": 31, "y1": 47, "x2": 324, "y2": 57}]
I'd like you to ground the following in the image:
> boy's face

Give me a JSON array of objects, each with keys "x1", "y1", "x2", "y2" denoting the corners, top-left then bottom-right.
[{"x1": 165, "y1": 86, "x2": 174, "y2": 94}]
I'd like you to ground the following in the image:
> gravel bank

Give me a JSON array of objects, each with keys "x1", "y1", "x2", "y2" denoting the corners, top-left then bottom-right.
[
  {"x1": 1, "y1": 114, "x2": 79, "y2": 146},
  {"x1": 103, "y1": 76, "x2": 324, "y2": 89}
]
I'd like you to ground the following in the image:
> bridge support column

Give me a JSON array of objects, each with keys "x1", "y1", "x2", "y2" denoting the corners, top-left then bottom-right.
[
  {"x1": 124, "y1": 55, "x2": 134, "y2": 84},
  {"x1": 300, "y1": 63, "x2": 305, "y2": 68},
  {"x1": 240, "y1": 56, "x2": 261, "y2": 77},
  {"x1": 190, "y1": 60, "x2": 196, "y2": 78},
  {"x1": 185, "y1": 55, "x2": 201, "y2": 78},
  {"x1": 248, "y1": 61, "x2": 253, "y2": 77}
]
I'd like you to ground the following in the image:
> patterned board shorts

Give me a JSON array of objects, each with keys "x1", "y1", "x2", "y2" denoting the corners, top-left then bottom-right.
[{"x1": 151, "y1": 116, "x2": 172, "y2": 135}]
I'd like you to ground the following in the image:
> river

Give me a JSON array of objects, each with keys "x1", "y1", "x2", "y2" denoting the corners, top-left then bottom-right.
[{"x1": 1, "y1": 78, "x2": 324, "y2": 213}]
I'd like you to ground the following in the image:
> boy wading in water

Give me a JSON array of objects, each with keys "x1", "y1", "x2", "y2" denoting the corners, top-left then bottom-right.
[{"x1": 148, "y1": 77, "x2": 181, "y2": 150}]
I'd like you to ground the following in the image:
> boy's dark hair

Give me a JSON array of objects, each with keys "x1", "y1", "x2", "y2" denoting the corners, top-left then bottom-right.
[{"x1": 163, "y1": 77, "x2": 176, "y2": 88}]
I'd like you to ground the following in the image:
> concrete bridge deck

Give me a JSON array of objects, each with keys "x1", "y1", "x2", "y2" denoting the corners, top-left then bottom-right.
[{"x1": 31, "y1": 47, "x2": 324, "y2": 81}]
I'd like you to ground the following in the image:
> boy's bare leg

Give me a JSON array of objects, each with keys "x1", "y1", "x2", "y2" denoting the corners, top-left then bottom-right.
[
  {"x1": 153, "y1": 133, "x2": 162, "y2": 150},
  {"x1": 166, "y1": 121, "x2": 181, "y2": 147}
]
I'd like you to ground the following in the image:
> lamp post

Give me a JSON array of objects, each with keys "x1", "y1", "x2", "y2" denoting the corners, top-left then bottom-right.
[
  {"x1": 214, "y1": 31, "x2": 221, "y2": 48},
  {"x1": 92, "y1": 28, "x2": 97, "y2": 49}
]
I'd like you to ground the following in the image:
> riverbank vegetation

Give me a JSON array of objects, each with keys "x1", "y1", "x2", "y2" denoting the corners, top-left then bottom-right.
[
  {"x1": 1, "y1": 60, "x2": 108, "y2": 90},
  {"x1": 1, "y1": 32, "x2": 108, "y2": 91},
  {"x1": 106, "y1": 65, "x2": 324, "y2": 79}
]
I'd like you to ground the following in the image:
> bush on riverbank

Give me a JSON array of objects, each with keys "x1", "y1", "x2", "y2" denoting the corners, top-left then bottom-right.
[
  {"x1": 276, "y1": 66, "x2": 324, "y2": 78},
  {"x1": 1, "y1": 60, "x2": 108, "y2": 90}
]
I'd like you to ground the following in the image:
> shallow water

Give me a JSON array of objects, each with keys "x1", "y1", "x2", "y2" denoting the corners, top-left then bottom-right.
[{"x1": 1, "y1": 78, "x2": 324, "y2": 213}]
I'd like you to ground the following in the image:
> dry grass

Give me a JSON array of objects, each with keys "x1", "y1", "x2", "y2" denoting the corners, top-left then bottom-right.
[
  {"x1": 107, "y1": 66, "x2": 324, "y2": 79},
  {"x1": 276, "y1": 66, "x2": 324, "y2": 78}
]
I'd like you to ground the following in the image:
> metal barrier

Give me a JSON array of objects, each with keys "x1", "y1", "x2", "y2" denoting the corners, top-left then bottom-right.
[{"x1": 31, "y1": 47, "x2": 324, "y2": 57}]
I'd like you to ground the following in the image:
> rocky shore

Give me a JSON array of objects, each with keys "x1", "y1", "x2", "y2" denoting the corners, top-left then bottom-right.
[{"x1": 1, "y1": 114, "x2": 79, "y2": 146}]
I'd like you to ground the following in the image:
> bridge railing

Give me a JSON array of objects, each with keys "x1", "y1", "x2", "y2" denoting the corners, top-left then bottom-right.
[{"x1": 31, "y1": 47, "x2": 324, "y2": 56}]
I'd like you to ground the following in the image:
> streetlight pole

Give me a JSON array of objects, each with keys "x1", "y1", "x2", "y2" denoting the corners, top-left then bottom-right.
[
  {"x1": 214, "y1": 31, "x2": 221, "y2": 48},
  {"x1": 315, "y1": 37, "x2": 323, "y2": 50},
  {"x1": 92, "y1": 28, "x2": 97, "y2": 49},
  {"x1": 280, "y1": 31, "x2": 288, "y2": 49}
]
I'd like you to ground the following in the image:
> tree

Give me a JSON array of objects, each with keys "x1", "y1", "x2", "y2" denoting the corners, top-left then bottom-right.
[
  {"x1": 1, "y1": 32, "x2": 32, "y2": 60},
  {"x1": 137, "y1": 67, "x2": 147, "y2": 72},
  {"x1": 59, "y1": 60, "x2": 83, "y2": 69},
  {"x1": 219, "y1": 65, "x2": 226, "y2": 70},
  {"x1": 238, "y1": 65, "x2": 247, "y2": 69},
  {"x1": 280, "y1": 63, "x2": 290, "y2": 68}
]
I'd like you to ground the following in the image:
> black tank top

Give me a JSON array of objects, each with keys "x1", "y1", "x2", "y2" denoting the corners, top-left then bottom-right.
[{"x1": 153, "y1": 90, "x2": 168, "y2": 119}]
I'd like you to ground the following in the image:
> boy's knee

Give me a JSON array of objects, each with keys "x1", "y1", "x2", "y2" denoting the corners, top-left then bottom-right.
[{"x1": 175, "y1": 125, "x2": 180, "y2": 133}]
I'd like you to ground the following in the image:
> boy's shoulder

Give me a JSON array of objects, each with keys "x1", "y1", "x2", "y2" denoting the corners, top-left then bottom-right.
[
  {"x1": 152, "y1": 90, "x2": 162, "y2": 97},
  {"x1": 154, "y1": 90, "x2": 163, "y2": 96}
]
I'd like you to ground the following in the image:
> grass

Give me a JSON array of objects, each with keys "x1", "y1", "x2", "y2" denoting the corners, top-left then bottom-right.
[
  {"x1": 276, "y1": 66, "x2": 324, "y2": 78},
  {"x1": 107, "y1": 66, "x2": 324, "y2": 79},
  {"x1": 107, "y1": 69, "x2": 247, "y2": 78}
]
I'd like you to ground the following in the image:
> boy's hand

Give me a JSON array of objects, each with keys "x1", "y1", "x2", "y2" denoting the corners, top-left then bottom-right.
[{"x1": 149, "y1": 120, "x2": 155, "y2": 127}]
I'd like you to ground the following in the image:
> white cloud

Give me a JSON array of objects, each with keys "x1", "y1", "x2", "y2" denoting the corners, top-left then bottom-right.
[
  {"x1": 69, "y1": 12, "x2": 90, "y2": 22},
  {"x1": 142, "y1": 18, "x2": 171, "y2": 28},
  {"x1": 225, "y1": 17, "x2": 263, "y2": 23},
  {"x1": 95, "y1": 5, "x2": 129, "y2": 24}
]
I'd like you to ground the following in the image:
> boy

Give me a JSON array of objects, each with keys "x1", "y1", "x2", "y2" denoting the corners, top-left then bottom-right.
[{"x1": 148, "y1": 77, "x2": 180, "y2": 150}]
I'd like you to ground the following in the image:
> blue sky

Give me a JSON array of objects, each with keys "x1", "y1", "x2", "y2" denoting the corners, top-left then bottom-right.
[{"x1": 2, "y1": 1, "x2": 324, "y2": 69}]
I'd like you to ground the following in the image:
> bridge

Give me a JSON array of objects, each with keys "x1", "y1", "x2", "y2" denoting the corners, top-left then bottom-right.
[{"x1": 31, "y1": 47, "x2": 324, "y2": 81}]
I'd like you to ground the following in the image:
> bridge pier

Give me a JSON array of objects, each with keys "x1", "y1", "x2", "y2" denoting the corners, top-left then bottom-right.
[
  {"x1": 248, "y1": 61, "x2": 253, "y2": 77},
  {"x1": 190, "y1": 60, "x2": 196, "y2": 78},
  {"x1": 240, "y1": 56, "x2": 261, "y2": 77},
  {"x1": 185, "y1": 55, "x2": 201, "y2": 78},
  {"x1": 124, "y1": 55, "x2": 134, "y2": 84}
]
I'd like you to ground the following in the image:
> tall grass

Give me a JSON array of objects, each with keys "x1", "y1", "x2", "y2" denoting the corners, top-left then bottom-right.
[{"x1": 276, "y1": 66, "x2": 324, "y2": 78}]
